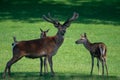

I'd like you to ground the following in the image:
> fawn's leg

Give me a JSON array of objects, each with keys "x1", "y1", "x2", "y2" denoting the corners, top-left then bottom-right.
[
  {"x1": 104, "y1": 58, "x2": 108, "y2": 76},
  {"x1": 90, "y1": 56, "x2": 94, "y2": 75},
  {"x1": 97, "y1": 59, "x2": 100, "y2": 75},
  {"x1": 40, "y1": 57, "x2": 43, "y2": 76},
  {"x1": 101, "y1": 60, "x2": 105, "y2": 75}
]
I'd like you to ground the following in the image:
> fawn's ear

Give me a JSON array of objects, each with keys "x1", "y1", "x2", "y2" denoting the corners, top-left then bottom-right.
[
  {"x1": 40, "y1": 28, "x2": 43, "y2": 32},
  {"x1": 46, "y1": 29, "x2": 49, "y2": 33},
  {"x1": 84, "y1": 33, "x2": 87, "y2": 37}
]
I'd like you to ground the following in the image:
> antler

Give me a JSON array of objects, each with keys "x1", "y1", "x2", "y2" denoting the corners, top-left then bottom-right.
[
  {"x1": 63, "y1": 12, "x2": 79, "y2": 27},
  {"x1": 43, "y1": 13, "x2": 59, "y2": 25},
  {"x1": 40, "y1": 28, "x2": 44, "y2": 32}
]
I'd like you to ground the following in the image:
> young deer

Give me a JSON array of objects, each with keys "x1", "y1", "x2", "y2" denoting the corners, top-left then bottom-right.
[
  {"x1": 3, "y1": 12, "x2": 79, "y2": 78},
  {"x1": 75, "y1": 33, "x2": 108, "y2": 76},
  {"x1": 40, "y1": 28, "x2": 49, "y2": 74},
  {"x1": 40, "y1": 28, "x2": 49, "y2": 38}
]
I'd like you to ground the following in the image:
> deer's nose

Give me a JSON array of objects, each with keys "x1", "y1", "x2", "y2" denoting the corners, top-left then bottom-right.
[{"x1": 75, "y1": 41, "x2": 78, "y2": 44}]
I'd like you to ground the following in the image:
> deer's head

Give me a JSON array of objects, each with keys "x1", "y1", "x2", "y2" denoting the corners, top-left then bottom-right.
[
  {"x1": 43, "y1": 12, "x2": 79, "y2": 36},
  {"x1": 40, "y1": 28, "x2": 49, "y2": 38},
  {"x1": 75, "y1": 33, "x2": 88, "y2": 44}
]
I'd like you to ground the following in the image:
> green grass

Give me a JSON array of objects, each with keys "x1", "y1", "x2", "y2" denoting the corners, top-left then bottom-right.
[{"x1": 0, "y1": 0, "x2": 120, "y2": 80}]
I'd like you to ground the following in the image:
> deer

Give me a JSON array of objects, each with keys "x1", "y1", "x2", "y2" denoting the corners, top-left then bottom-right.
[
  {"x1": 40, "y1": 28, "x2": 49, "y2": 74},
  {"x1": 75, "y1": 33, "x2": 108, "y2": 76},
  {"x1": 40, "y1": 28, "x2": 49, "y2": 38},
  {"x1": 2, "y1": 12, "x2": 79, "y2": 78},
  {"x1": 11, "y1": 29, "x2": 49, "y2": 76}
]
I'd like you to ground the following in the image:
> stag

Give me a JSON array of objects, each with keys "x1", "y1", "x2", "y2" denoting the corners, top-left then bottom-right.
[
  {"x1": 75, "y1": 33, "x2": 108, "y2": 76},
  {"x1": 11, "y1": 29, "x2": 49, "y2": 76},
  {"x1": 3, "y1": 12, "x2": 79, "y2": 78}
]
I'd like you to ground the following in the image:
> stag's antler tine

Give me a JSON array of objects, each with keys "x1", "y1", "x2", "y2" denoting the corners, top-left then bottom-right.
[
  {"x1": 69, "y1": 12, "x2": 79, "y2": 21},
  {"x1": 48, "y1": 13, "x2": 59, "y2": 23},
  {"x1": 48, "y1": 13, "x2": 54, "y2": 20},
  {"x1": 63, "y1": 12, "x2": 79, "y2": 28},
  {"x1": 43, "y1": 15, "x2": 55, "y2": 23},
  {"x1": 43, "y1": 13, "x2": 57, "y2": 24},
  {"x1": 43, "y1": 13, "x2": 60, "y2": 26}
]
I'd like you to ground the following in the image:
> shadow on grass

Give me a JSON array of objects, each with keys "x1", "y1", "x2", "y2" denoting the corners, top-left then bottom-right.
[
  {"x1": 0, "y1": 72, "x2": 119, "y2": 80},
  {"x1": 0, "y1": 0, "x2": 120, "y2": 25}
]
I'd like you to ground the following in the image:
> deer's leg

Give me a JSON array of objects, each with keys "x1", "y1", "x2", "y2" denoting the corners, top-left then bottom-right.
[
  {"x1": 90, "y1": 56, "x2": 94, "y2": 75},
  {"x1": 48, "y1": 56, "x2": 54, "y2": 76},
  {"x1": 104, "y1": 58, "x2": 108, "y2": 76},
  {"x1": 3, "y1": 55, "x2": 23, "y2": 78},
  {"x1": 44, "y1": 57, "x2": 48, "y2": 74},
  {"x1": 44, "y1": 57, "x2": 46, "y2": 74},
  {"x1": 40, "y1": 57, "x2": 43, "y2": 76},
  {"x1": 97, "y1": 59, "x2": 100, "y2": 75},
  {"x1": 101, "y1": 59, "x2": 105, "y2": 75}
]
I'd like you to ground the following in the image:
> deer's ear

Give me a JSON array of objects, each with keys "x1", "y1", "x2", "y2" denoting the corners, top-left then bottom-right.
[
  {"x1": 46, "y1": 29, "x2": 50, "y2": 33},
  {"x1": 84, "y1": 33, "x2": 87, "y2": 37},
  {"x1": 40, "y1": 28, "x2": 43, "y2": 32}
]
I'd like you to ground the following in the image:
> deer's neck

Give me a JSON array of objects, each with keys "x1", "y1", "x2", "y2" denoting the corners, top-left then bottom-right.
[
  {"x1": 83, "y1": 39, "x2": 92, "y2": 51},
  {"x1": 55, "y1": 32, "x2": 64, "y2": 47}
]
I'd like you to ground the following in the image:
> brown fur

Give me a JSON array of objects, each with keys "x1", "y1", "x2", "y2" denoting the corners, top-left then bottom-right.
[
  {"x1": 75, "y1": 33, "x2": 108, "y2": 76},
  {"x1": 3, "y1": 12, "x2": 79, "y2": 78}
]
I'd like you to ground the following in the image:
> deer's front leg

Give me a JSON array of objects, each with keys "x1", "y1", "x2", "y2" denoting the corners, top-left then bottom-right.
[
  {"x1": 40, "y1": 57, "x2": 43, "y2": 76},
  {"x1": 90, "y1": 56, "x2": 94, "y2": 75},
  {"x1": 48, "y1": 56, "x2": 54, "y2": 76}
]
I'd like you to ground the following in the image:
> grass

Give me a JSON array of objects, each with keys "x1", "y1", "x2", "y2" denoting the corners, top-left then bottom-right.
[{"x1": 0, "y1": 0, "x2": 120, "y2": 80}]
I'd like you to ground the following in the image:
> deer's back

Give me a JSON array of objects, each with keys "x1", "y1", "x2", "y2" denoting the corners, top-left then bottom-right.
[
  {"x1": 90, "y1": 42, "x2": 107, "y2": 58},
  {"x1": 13, "y1": 37, "x2": 57, "y2": 58}
]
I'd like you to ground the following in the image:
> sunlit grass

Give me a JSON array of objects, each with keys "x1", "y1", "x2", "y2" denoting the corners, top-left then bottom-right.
[{"x1": 0, "y1": 20, "x2": 120, "y2": 80}]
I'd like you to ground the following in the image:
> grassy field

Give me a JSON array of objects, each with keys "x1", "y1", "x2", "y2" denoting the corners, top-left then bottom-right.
[{"x1": 0, "y1": 0, "x2": 120, "y2": 80}]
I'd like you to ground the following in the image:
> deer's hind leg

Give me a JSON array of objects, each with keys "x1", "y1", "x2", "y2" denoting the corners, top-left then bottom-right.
[
  {"x1": 3, "y1": 55, "x2": 23, "y2": 78},
  {"x1": 103, "y1": 58, "x2": 108, "y2": 75},
  {"x1": 97, "y1": 58, "x2": 100, "y2": 75}
]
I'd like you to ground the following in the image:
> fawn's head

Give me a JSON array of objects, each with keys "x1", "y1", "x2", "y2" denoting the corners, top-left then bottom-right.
[
  {"x1": 40, "y1": 28, "x2": 49, "y2": 38},
  {"x1": 75, "y1": 33, "x2": 88, "y2": 44},
  {"x1": 43, "y1": 12, "x2": 79, "y2": 36}
]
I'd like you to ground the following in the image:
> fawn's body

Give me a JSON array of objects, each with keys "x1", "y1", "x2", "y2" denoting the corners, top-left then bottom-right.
[{"x1": 75, "y1": 33, "x2": 108, "y2": 75}]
